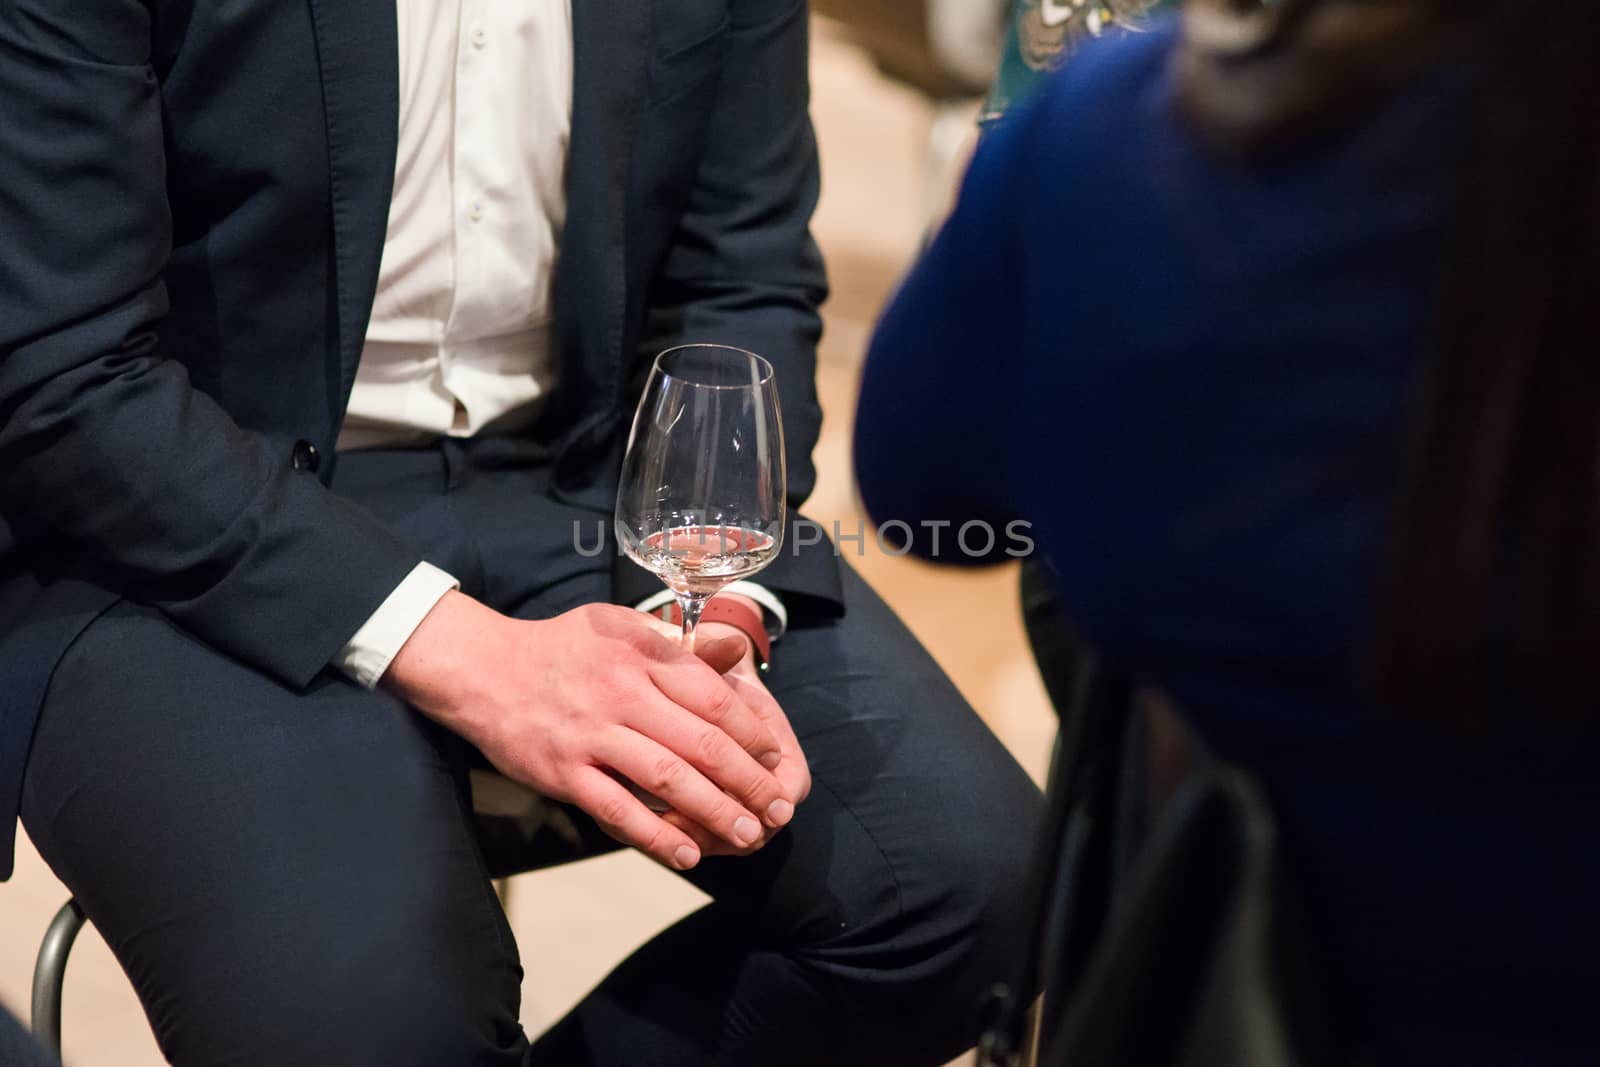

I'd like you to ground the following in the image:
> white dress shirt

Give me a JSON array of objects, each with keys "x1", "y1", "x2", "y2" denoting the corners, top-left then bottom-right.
[
  {"x1": 339, "y1": 0, "x2": 573, "y2": 452},
  {"x1": 334, "y1": 0, "x2": 572, "y2": 687},
  {"x1": 332, "y1": 0, "x2": 781, "y2": 688}
]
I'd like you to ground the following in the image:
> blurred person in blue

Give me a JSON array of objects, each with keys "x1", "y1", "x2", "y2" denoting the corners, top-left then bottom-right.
[
  {"x1": 857, "y1": 0, "x2": 1600, "y2": 1064},
  {"x1": 986, "y1": 0, "x2": 1178, "y2": 712}
]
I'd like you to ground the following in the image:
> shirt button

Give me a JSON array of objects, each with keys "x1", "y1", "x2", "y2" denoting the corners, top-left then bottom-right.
[
  {"x1": 470, "y1": 24, "x2": 487, "y2": 48},
  {"x1": 468, "y1": 200, "x2": 484, "y2": 222}
]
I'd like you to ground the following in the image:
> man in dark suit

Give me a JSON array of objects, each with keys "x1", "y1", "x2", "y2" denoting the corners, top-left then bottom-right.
[{"x1": 0, "y1": 1, "x2": 1040, "y2": 1063}]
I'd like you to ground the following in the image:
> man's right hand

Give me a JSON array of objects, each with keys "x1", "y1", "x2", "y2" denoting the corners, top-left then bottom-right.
[{"x1": 382, "y1": 591, "x2": 798, "y2": 871}]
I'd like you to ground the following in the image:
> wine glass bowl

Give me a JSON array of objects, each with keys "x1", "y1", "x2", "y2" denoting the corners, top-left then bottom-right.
[{"x1": 616, "y1": 345, "x2": 785, "y2": 648}]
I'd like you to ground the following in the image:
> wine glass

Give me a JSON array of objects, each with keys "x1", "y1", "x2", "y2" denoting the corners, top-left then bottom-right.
[{"x1": 616, "y1": 345, "x2": 785, "y2": 652}]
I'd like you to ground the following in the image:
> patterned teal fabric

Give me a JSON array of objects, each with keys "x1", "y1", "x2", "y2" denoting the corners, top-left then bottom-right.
[{"x1": 981, "y1": 0, "x2": 1176, "y2": 123}]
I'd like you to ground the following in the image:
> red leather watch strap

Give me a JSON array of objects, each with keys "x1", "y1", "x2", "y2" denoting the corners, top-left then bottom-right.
[{"x1": 668, "y1": 597, "x2": 771, "y2": 666}]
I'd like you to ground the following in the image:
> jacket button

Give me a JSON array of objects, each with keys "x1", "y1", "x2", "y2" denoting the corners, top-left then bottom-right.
[{"x1": 290, "y1": 439, "x2": 321, "y2": 473}]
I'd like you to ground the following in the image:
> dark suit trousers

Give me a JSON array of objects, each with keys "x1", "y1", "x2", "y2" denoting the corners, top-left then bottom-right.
[
  {"x1": 0, "y1": 1004, "x2": 57, "y2": 1067},
  {"x1": 19, "y1": 437, "x2": 1042, "y2": 1067}
]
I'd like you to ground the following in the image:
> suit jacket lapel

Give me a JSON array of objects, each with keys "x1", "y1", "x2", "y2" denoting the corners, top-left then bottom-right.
[
  {"x1": 560, "y1": 0, "x2": 652, "y2": 408},
  {"x1": 305, "y1": 0, "x2": 400, "y2": 406}
]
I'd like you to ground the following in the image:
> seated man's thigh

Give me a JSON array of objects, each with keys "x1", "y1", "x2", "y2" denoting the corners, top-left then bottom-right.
[
  {"x1": 696, "y1": 564, "x2": 1043, "y2": 1047},
  {"x1": 21, "y1": 604, "x2": 526, "y2": 1067}
]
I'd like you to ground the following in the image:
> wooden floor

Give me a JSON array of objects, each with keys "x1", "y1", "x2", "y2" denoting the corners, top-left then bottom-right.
[{"x1": 0, "y1": 21, "x2": 1057, "y2": 1065}]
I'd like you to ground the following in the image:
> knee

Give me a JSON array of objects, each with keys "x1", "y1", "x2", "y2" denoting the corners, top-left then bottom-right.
[
  {"x1": 815, "y1": 789, "x2": 1041, "y2": 1054},
  {"x1": 151, "y1": 889, "x2": 525, "y2": 1067},
  {"x1": 906, "y1": 803, "x2": 1041, "y2": 1010}
]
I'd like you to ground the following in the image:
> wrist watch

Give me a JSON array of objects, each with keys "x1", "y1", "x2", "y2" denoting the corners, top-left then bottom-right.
[{"x1": 663, "y1": 597, "x2": 771, "y2": 670}]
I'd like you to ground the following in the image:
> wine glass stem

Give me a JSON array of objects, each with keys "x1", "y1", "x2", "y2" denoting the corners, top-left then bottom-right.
[{"x1": 679, "y1": 593, "x2": 710, "y2": 655}]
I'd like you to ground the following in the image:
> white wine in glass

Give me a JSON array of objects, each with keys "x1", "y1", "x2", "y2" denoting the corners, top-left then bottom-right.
[{"x1": 615, "y1": 344, "x2": 785, "y2": 650}]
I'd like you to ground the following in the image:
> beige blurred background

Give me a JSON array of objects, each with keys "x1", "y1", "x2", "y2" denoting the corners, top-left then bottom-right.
[{"x1": 0, "y1": 20, "x2": 1056, "y2": 1066}]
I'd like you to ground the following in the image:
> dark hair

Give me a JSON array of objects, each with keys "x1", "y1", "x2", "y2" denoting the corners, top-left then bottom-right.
[{"x1": 1180, "y1": 0, "x2": 1600, "y2": 730}]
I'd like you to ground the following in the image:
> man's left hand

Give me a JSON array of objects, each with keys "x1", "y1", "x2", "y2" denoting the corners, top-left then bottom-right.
[{"x1": 651, "y1": 597, "x2": 812, "y2": 857}]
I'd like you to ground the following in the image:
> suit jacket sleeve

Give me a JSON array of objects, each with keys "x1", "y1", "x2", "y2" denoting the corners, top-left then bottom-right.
[
  {"x1": 0, "y1": 1, "x2": 422, "y2": 687},
  {"x1": 619, "y1": 0, "x2": 842, "y2": 620}
]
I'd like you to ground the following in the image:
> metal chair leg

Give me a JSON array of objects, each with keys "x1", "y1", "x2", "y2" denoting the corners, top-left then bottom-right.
[
  {"x1": 978, "y1": 991, "x2": 1043, "y2": 1067},
  {"x1": 32, "y1": 898, "x2": 87, "y2": 1058},
  {"x1": 1019, "y1": 997, "x2": 1042, "y2": 1067}
]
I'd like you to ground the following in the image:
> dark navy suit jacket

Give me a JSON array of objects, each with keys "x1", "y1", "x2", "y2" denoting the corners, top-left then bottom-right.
[{"x1": 0, "y1": 0, "x2": 839, "y2": 878}]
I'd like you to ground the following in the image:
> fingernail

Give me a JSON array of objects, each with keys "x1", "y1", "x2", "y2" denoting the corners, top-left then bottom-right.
[
  {"x1": 759, "y1": 750, "x2": 782, "y2": 770},
  {"x1": 766, "y1": 798, "x2": 793, "y2": 827},
  {"x1": 734, "y1": 815, "x2": 762, "y2": 845},
  {"x1": 674, "y1": 845, "x2": 700, "y2": 870}
]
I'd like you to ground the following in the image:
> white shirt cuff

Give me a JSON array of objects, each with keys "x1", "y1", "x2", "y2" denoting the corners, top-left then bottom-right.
[
  {"x1": 632, "y1": 581, "x2": 788, "y2": 640},
  {"x1": 333, "y1": 561, "x2": 461, "y2": 688}
]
